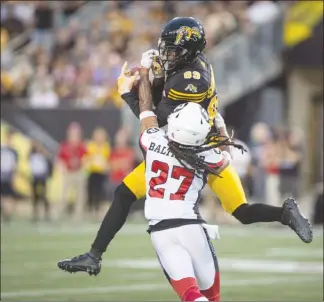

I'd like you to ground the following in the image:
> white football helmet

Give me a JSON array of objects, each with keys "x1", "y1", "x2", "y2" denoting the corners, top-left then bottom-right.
[{"x1": 167, "y1": 102, "x2": 211, "y2": 146}]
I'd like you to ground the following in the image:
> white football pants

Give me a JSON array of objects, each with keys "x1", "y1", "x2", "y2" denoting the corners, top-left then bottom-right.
[{"x1": 150, "y1": 224, "x2": 220, "y2": 301}]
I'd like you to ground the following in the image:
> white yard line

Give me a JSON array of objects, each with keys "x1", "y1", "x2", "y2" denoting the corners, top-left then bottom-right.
[
  {"x1": 2, "y1": 258, "x2": 323, "y2": 277},
  {"x1": 3, "y1": 224, "x2": 323, "y2": 237},
  {"x1": 1, "y1": 276, "x2": 316, "y2": 299},
  {"x1": 103, "y1": 258, "x2": 323, "y2": 274},
  {"x1": 266, "y1": 247, "x2": 323, "y2": 258},
  {"x1": 0, "y1": 283, "x2": 168, "y2": 299}
]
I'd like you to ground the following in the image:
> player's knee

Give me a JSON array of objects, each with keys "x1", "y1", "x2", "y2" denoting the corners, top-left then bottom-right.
[
  {"x1": 232, "y1": 203, "x2": 253, "y2": 224},
  {"x1": 115, "y1": 183, "x2": 137, "y2": 206}
]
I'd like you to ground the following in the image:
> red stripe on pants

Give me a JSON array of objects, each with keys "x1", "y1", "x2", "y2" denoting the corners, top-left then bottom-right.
[{"x1": 201, "y1": 272, "x2": 220, "y2": 302}]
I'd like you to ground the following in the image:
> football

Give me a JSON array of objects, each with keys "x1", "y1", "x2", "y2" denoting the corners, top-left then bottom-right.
[{"x1": 127, "y1": 66, "x2": 141, "y2": 76}]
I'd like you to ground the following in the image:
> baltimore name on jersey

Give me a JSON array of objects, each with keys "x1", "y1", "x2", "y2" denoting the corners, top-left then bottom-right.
[
  {"x1": 139, "y1": 127, "x2": 228, "y2": 233},
  {"x1": 122, "y1": 52, "x2": 219, "y2": 128}
]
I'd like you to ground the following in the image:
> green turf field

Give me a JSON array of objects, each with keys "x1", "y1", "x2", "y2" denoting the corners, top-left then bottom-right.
[{"x1": 1, "y1": 221, "x2": 323, "y2": 301}]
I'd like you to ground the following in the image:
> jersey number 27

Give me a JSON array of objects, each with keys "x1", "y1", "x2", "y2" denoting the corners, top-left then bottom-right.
[{"x1": 149, "y1": 160, "x2": 194, "y2": 200}]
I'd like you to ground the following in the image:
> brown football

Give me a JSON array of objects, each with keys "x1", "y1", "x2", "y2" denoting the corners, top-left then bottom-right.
[{"x1": 128, "y1": 66, "x2": 141, "y2": 75}]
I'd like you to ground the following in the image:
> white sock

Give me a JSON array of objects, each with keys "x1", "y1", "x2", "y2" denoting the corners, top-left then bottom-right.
[{"x1": 194, "y1": 297, "x2": 209, "y2": 301}]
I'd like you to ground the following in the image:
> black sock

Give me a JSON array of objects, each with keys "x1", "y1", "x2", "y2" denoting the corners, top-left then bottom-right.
[
  {"x1": 90, "y1": 183, "x2": 137, "y2": 257},
  {"x1": 232, "y1": 203, "x2": 282, "y2": 224}
]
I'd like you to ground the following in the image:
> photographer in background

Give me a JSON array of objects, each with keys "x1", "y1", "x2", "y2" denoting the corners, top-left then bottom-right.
[
  {"x1": 28, "y1": 140, "x2": 53, "y2": 223},
  {"x1": 1, "y1": 129, "x2": 18, "y2": 223}
]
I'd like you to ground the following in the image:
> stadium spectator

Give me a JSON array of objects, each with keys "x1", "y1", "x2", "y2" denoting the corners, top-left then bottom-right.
[
  {"x1": 260, "y1": 127, "x2": 281, "y2": 206},
  {"x1": 62, "y1": 1, "x2": 85, "y2": 19},
  {"x1": 1, "y1": 70, "x2": 13, "y2": 102},
  {"x1": 28, "y1": 140, "x2": 53, "y2": 223},
  {"x1": 227, "y1": 126, "x2": 251, "y2": 196},
  {"x1": 1, "y1": 3, "x2": 24, "y2": 38},
  {"x1": 312, "y1": 182, "x2": 323, "y2": 225},
  {"x1": 84, "y1": 127, "x2": 111, "y2": 220},
  {"x1": 56, "y1": 122, "x2": 86, "y2": 221},
  {"x1": 247, "y1": 0, "x2": 281, "y2": 25},
  {"x1": 249, "y1": 122, "x2": 271, "y2": 202},
  {"x1": 1, "y1": 27, "x2": 9, "y2": 49},
  {"x1": 32, "y1": 2, "x2": 55, "y2": 51},
  {"x1": 278, "y1": 127, "x2": 303, "y2": 199},
  {"x1": 29, "y1": 63, "x2": 59, "y2": 108},
  {"x1": 0, "y1": 129, "x2": 18, "y2": 223},
  {"x1": 107, "y1": 127, "x2": 135, "y2": 200},
  {"x1": 2, "y1": 0, "x2": 278, "y2": 109}
]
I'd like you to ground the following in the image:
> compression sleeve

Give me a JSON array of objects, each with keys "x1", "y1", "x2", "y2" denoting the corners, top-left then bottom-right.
[
  {"x1": 152, "y1": 78, "x2": 165, "y2": 107},
  {"x1": 121, "y1": 92, "x2": 140, "y2": 118},
  {"x1": 90, "y1": 183, "x2": 137, "y2": 256},
  {"x1": 232, "y1": 203, "x2": 282, "y2": 224}
]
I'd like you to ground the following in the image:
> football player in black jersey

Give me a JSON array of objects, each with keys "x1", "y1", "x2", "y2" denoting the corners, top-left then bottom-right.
[{"x1": 58, "y1": 17, "x2": 313, "y2": 279}]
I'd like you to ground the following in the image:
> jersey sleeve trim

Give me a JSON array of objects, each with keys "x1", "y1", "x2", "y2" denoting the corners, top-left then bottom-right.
[
  {"x1": 207, "y1": 158, "x2": 225, "y2": 169},
  {"x1": 168, "y1": 88, "x2": 208, "y2": 102},
  {"x1": 139, "y1": 132, "x2": 148, "y2": 151}
]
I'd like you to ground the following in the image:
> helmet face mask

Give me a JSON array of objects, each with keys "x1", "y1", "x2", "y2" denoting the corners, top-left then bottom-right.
[{"x1": 158, "y1": 38, "x2": 189, "y2": 71}]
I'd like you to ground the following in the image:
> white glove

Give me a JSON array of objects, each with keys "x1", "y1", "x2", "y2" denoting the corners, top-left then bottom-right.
[
  {"x1": 152, "y1": 55, "x2": 165, "y2": 79},
  {"x1": 141, "y1": 49, "x2": 159, "y2": 69}
]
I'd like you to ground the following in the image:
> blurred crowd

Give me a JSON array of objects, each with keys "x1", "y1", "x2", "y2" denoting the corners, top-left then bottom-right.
[
  {"x1": 1, "y1": 122, "x2": 137, "y2": 223},
  {"x1": 1, "y1": 0, "x2": 283, "y2": 107},
  {"x1": 248, "y1": 123, "x2": 304, "y2": 204},
  {"x1": 1, "y1": 121, "x2": 323, "y2": 225}
]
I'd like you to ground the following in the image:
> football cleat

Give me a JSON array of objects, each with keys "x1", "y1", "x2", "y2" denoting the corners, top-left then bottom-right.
[
  {"x1": 57, "y1": 252, "x2": 102, "y2": 276},
  {"x1": 281, "y1": 198, "x2": 313, "y2": 243}
]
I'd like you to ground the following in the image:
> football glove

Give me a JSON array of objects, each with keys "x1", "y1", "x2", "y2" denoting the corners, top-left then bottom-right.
[
  {"x1": 140, "y1": 49, "x2": 159, "y2": 70},
  {"x1": 152, "y1": 56, "x2": 165, "y2": 79}
]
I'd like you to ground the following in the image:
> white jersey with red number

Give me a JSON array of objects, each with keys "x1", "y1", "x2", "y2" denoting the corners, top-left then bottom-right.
[{"x1": 139, "y1": 127, "x2": 226, "y2": 224}]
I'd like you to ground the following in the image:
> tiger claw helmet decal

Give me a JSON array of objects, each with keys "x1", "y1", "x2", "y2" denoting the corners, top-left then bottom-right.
[{"x1": 175, "y1": 26, "x2": 202, "y2": 46}]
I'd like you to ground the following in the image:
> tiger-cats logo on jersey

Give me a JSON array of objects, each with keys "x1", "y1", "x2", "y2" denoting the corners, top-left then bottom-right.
[
  {"x1": 174, "y1": 26, "x2": 201, "y2": 45},
  {"x1": 185, "y1": 84, "x2": 198, "y2": 93}
]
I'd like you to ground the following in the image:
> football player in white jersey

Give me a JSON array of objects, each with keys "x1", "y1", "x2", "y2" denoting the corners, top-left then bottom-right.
[{"x1": 135, "y1": 62, "x2": 245, "y2": 302}]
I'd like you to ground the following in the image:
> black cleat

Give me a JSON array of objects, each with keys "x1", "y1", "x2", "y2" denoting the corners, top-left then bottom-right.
[
  {"x1": 281, "y1": 198, "x2": 313, "y2": 243},
  {"x1": 57, "y1": 252, "x2": 102, "y2": 276}
]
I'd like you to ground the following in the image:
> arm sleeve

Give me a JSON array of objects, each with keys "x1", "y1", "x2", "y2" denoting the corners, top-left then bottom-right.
[
  {"x1": 204, "y1": 148, "x2": 230, "y2": 174},
  {"x1": 152, "y1": 78, "x2": 165, "y2": 107},
  {"x1": 121, "y1": 92, "x2": 140, "y2": 118},
  {"x1": 139, "y1": 127, "x2": 162, "y2": 153},
  {"x1": 121, "y1": 80, "x2": 164, "y2": 119}
]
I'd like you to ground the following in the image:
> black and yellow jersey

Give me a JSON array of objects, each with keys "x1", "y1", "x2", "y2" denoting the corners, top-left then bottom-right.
[{"x1": 155, "y1": 52, "x2": 218, "y2": 127}]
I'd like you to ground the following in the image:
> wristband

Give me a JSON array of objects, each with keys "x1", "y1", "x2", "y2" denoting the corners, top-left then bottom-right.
[{"x1": 139, "y1": 111, "x2": 156, "y2": 121}]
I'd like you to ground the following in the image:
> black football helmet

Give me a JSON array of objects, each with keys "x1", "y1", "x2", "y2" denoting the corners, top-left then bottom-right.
[{"x1": 158, "y1": 17, "x2": 206, "y2": 71}]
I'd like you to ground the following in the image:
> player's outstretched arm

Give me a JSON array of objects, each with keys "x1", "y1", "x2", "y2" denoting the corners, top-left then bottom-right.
[{"x1": 138, "y1": 55, "x2": 159, "y2": 132}]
